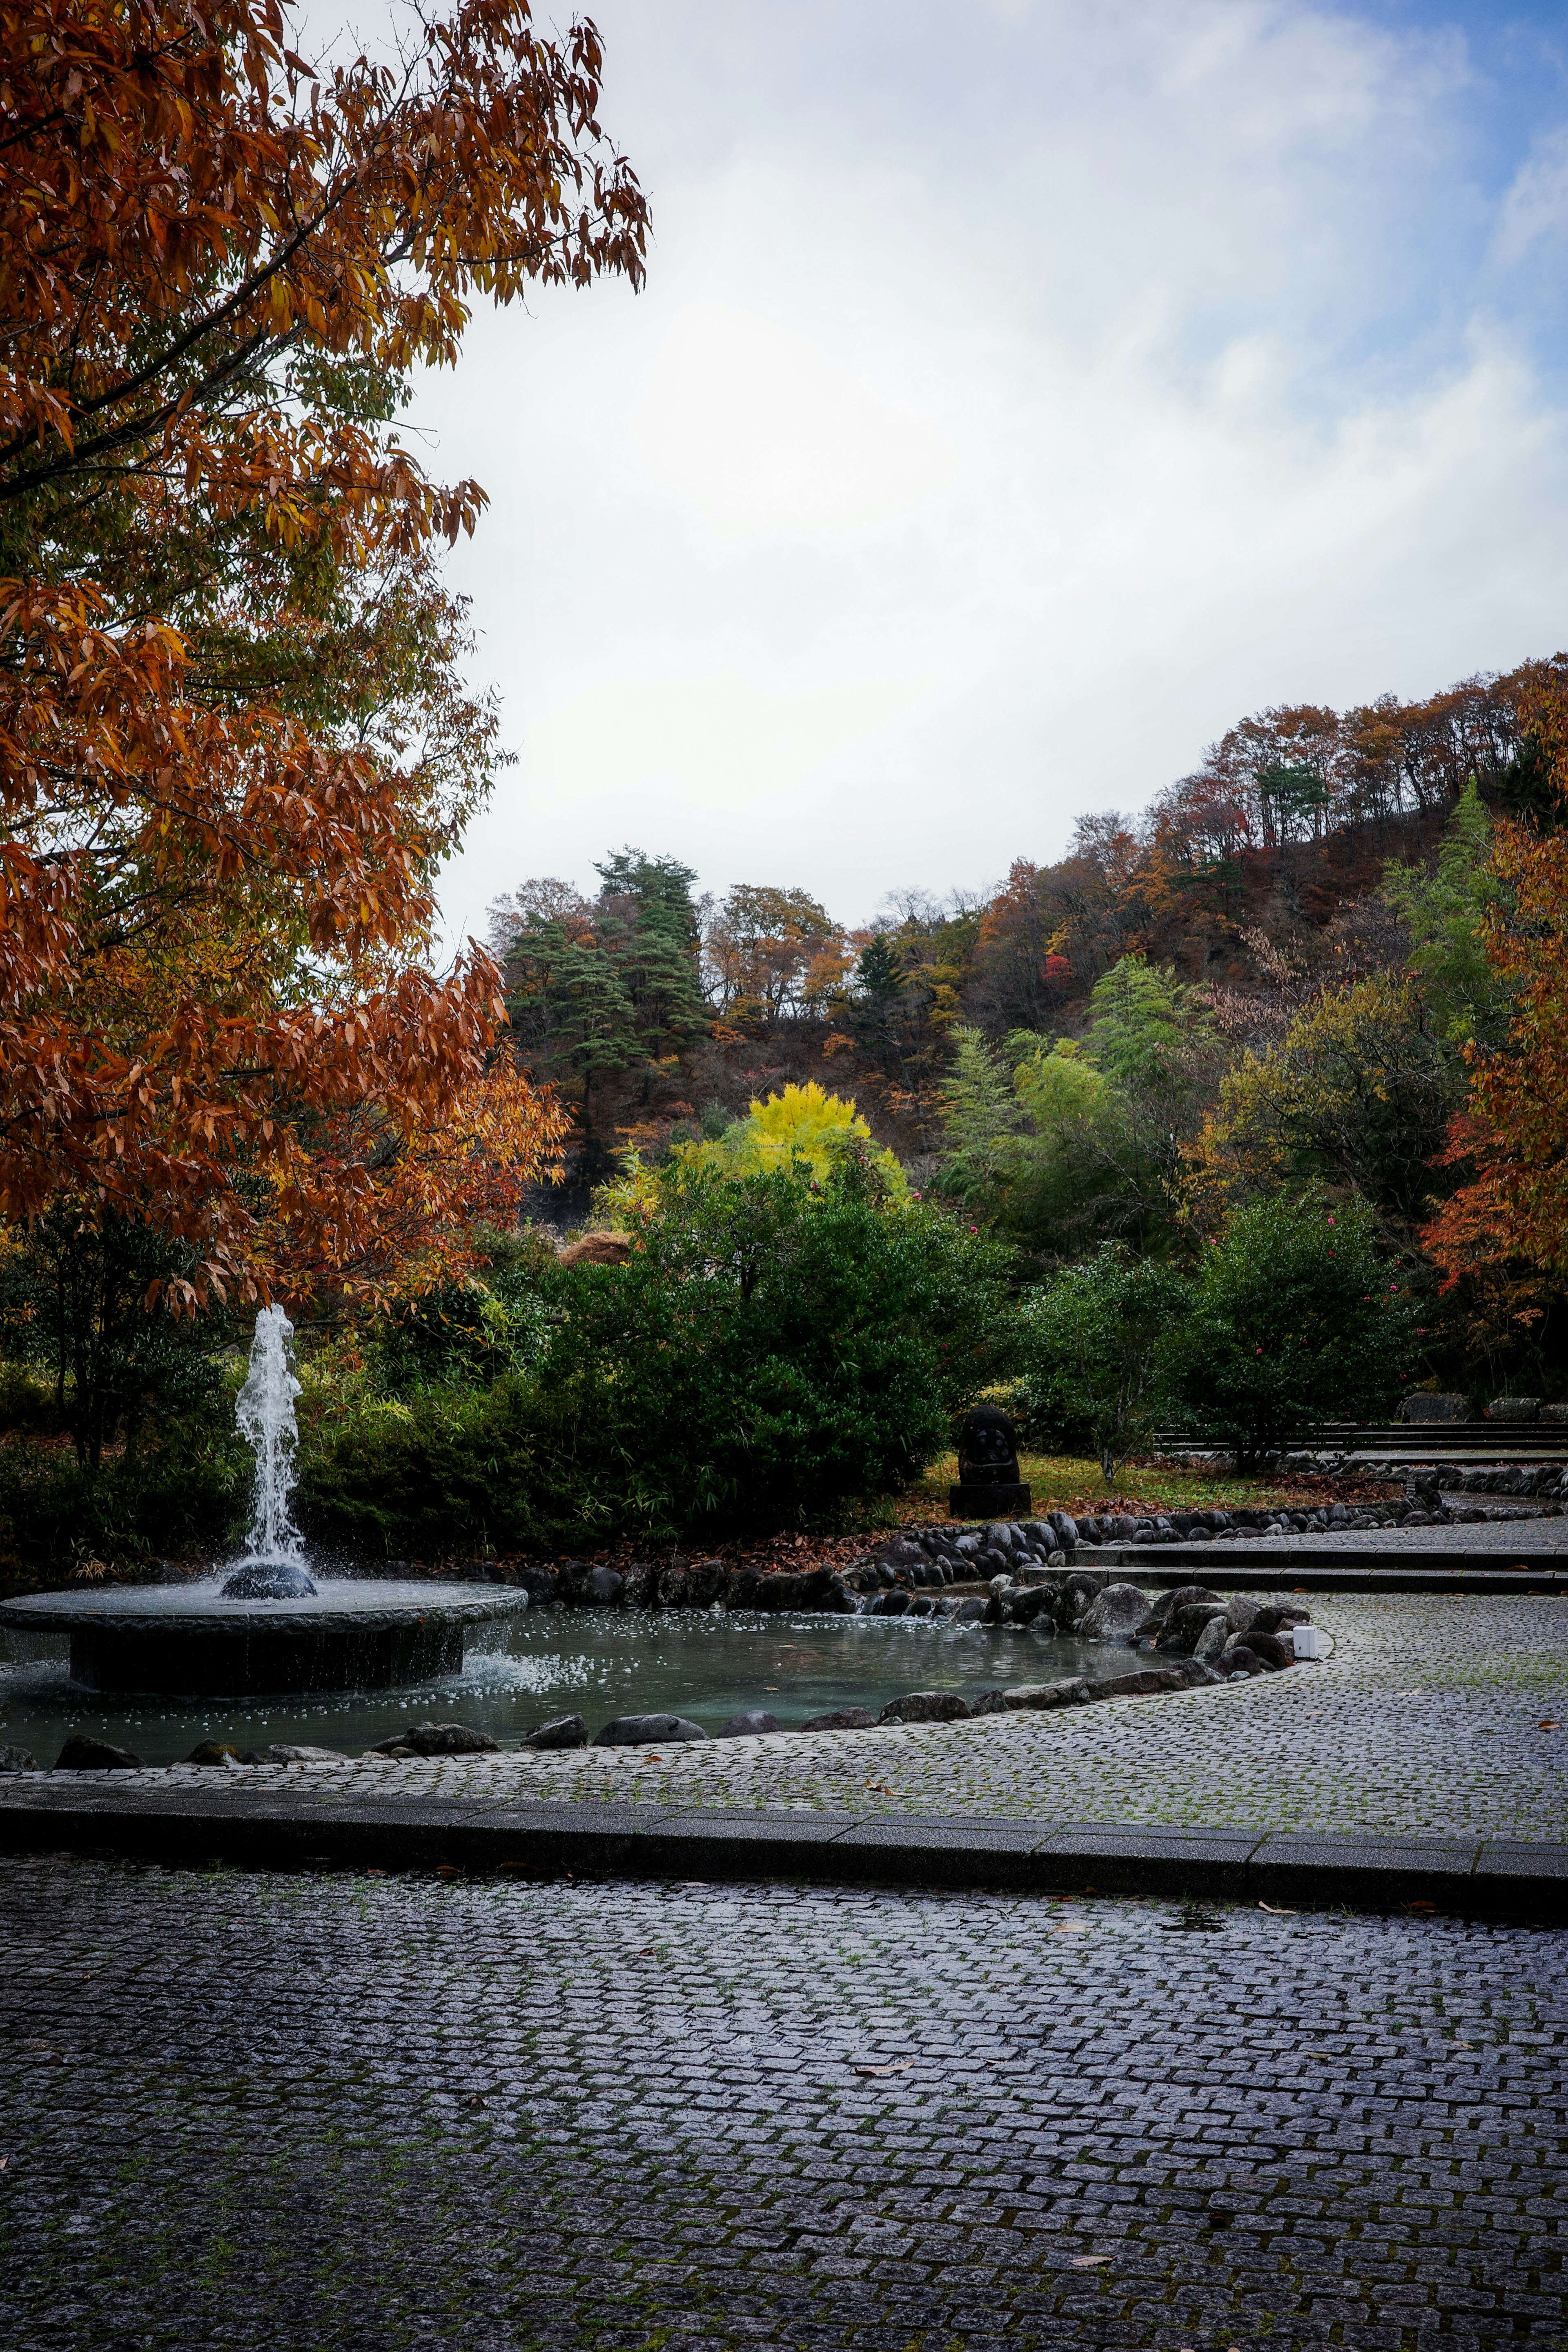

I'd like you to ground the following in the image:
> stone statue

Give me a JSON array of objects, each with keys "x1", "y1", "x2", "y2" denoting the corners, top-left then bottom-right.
[
  {"x1": 950, "y1": 1403, "x2": 1031, "y2": 1520},
  {"x1": 957, "y1": 1404, "x2": 1022, "y2": 1486}
]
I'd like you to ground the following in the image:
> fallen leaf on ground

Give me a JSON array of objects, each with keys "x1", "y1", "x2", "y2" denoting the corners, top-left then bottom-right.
[
  {"x1": 853, "y1": 2061, "x2": 913, "y2": 2078},
  {"x1": 1405, "y1": 1900, "x2": 1438, "y2": 1912},
  {"x1": 1053, "y1": 1923, "x2": 1090, "y2": 1933},
  {"x1": 1070, "y1": 2254, "x2": 1111, "y2": 2267},
  {"x1": 1539, "y1": 1720, "x2": 1559, "y2": 1731},
  {"x1": 1258, "y1": 1902, "x2": 1297, "y2": 1914}
]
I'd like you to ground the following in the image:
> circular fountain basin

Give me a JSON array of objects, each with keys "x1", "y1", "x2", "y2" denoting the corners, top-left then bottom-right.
[{"x1": 0, "y1": 1581, "x2": 526, "y2": 1699}]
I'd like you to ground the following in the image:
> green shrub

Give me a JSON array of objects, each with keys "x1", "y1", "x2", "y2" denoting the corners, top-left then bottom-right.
[
  {"x1": 296, "y1": 1155, "x2": 1016, "y2": 1551},
  {"x1": 1159, "y1": 1193, "x2": 1420, "y2": 1464},
  {"x1": 362, "y1": 1226, "x2": 556, "y2": 1396},
  {"x1": 1015, "y1": 1245, "x2": 1191, "y2": 1481},
  {"x1": 0, "y1": 1413, "x2": 251, "y2": 1577}
]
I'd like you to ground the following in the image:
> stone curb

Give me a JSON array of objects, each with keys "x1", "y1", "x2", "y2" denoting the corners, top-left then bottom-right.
[
  {"x1": 1082, "y1": 1552, "x2": 1568, "y2": 1592},
  {"x1": 0, "y1": 1781, "x2": 1560, "y2": 1921}
]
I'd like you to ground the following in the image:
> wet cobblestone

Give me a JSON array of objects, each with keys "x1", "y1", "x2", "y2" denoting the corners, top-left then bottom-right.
[{"x1": 0, "y1": 1853, "x2": 1563, "y2": 2349}]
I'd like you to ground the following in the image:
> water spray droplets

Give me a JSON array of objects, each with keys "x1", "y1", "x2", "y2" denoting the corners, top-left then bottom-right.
[{"x1": 235, "y1": 1304, "x2": 306, "y2": 1568}]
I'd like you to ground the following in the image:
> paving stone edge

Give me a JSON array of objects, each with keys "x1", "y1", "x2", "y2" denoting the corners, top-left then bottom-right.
[{"x1": 0, "y1": 1780, "x2": 1561, "y2": 1920}]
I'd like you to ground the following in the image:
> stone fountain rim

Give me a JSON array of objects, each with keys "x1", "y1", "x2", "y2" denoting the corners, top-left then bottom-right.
[{"x1": 0, "y1": 1580, "x2": 525, "y2": 1639}]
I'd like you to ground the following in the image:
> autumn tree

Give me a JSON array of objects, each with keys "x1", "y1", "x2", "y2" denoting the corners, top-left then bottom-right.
[
  {"x1": 0, "y1": 0, "x2": 646, "y2": 1303},
  {"x1": 1185, "y1": 976, "x2": 1456, "y2": 1235},
  {"x1": 1424, "y1": 664, "x2": 1568, "y2": 1287},
  {"x1": 700, "y1": 882, "x2": 843, "y2": 1024}
]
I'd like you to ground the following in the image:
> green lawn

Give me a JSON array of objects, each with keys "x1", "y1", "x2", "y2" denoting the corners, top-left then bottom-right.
[{"x1": 893, "y1": 1448, "x2": 1397, "y2": 1528}]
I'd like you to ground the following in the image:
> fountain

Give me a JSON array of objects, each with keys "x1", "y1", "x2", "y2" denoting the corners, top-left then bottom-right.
[
  {"x1": 0, "y1": 1308, "x2": 525, "y2": 1698},
  {"x1": 223, "y1": 1305, "x2": 315, "y2": 1600}
]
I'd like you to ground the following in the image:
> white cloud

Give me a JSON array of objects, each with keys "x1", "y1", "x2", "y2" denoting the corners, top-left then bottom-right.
[
  {"x1": 391, "y1": 0, "x2": 1568, "y2": 949},
  {"x1": 1495, "y1": 122, "x2": 1568, "y2": 268}
]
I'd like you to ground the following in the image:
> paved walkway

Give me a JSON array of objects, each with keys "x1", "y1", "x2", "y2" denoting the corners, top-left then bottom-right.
[{"x1": 0, "y1": 1852, "x2": 1562, "y2": 2350}]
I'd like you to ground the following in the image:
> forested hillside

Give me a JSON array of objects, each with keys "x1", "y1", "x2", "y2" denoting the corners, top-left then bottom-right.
[{"x1": 485, "y1": 650, "x2": 1568, "y2": 1403}]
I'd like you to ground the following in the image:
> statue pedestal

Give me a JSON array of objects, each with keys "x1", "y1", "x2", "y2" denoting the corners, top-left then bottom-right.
[{"x1": 949, "y1": 1482, "x2": 1032, "y2": 1520}]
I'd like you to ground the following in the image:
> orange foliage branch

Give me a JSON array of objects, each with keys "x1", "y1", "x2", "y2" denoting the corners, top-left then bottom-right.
[
  {"x1": 1421, "y1": 666, "x2": 1568, "y2": 1285},
  {"x1": 0, "y1": 1, "x2": 645, "y2": 1299}
]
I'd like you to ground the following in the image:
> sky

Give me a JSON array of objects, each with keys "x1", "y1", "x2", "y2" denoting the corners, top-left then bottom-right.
[{"x1": 337, "y1": 0, "x2": 1568, "y2": 951}]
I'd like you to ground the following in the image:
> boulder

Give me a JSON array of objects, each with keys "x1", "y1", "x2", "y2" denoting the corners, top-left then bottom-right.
[
  {"x1": 554, "y1": 1559, "x2": 598, "y2": 1605},
  {"x1": 1192, "y1": 1615, "x2": 1232, "y2": 1664},
  {"x1": 1488, "y1": 1396, "x2": 1541, "y2": 1421},
  {"x1": 1058, "y1": 1570, "x2": 1105, "y2": 1629},
  {"x1": 877, "y1": 1691, "x2": 973, "y2": 1725},
  {"x1": 1007, "y1": 1584, "x2": 1052, "y2": 1627},
  {"x1": 1248, "y1": 1604, "x2": 1309, "y2": 1635},
  {"x1": 593, "y1": 1713, "x2": 707, "y2": 1746},
  {"x1": 0, "y1": 1744, "x2": 36, "y2": 1772},
  {"x1": 1157, "y1": 1602, "x2": 1231, "y2": 1657},
  {"x1": 684, "y1": 1557, "x2": 731, "y2": 1607},
  {"x1": 798, "y1": 1706, "x2": 876, "y2": 1731},
  {"x1": 990, "y1": 1678, "x2": 1091, "y2": 1712},
  {"x1": 1134, "y1": 1589, "x2": 1180, "y2": 1635},
  {"x1": 1240, "y1": 1630, "x2": 1294, "y2": 1670},
  {"x1": 619, "y1": 1561, "x2": 657, "y2": 1607},
  {"x1": 245, "y1": 1742, "x2": 343, "y2": 1763},
  {"x1": 515, "y1": 1566, "x2": 560, "y2": 1607},
  {"x1": 1400, "y1": 1392, "x2": 1475, "y2": 1423},
  {"x1": 405, "y1": 1722, "x2": 502, "y2": 1756},
  {"x1": 726, "y1": 1565, "x2": 854, "y2": 1614},
  {"x1": 1223, "y1": 1647, "x2": 1266, "y2": 1676},
  {"x1": 1082, "y1": 1662, "x2": 1217, "y2": 1700},
  {"x1": 55, "y1": 1734, "x2": 142, "y2": 1770},
  {"x1": 715, "y1": 1709, "x2": 781, "y2": 1737},
  {"x1": 185, "y1": 1740, "x2": 241, "y2": 1767},
  {"x1": 1078, "y1": 1582, "x2": 1149, "y2": 1644},
  {"x1": 522, "y1": 1714, "x2": 588, "y2": 1750},
  {"x1": 950, "y1": 1596, "x2": 988, "y2": 1624},
  {"x1": 582, "y1": 1567, "x2": 625, "y2": 1607}
]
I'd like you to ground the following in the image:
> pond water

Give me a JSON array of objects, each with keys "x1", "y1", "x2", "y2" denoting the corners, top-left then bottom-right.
[{"x1": 0, "y1": 1608, "x2": 1125, "y2": 1765}]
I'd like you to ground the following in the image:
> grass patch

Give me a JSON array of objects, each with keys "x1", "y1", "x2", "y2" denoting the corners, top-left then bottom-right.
[{"x1": 893, "y1": 1449, "x2": 1400, "y2": 1526}]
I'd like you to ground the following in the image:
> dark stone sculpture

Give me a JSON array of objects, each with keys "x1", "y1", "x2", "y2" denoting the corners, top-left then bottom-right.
[{"x1": 949, "y1": 1404, "x2": 1031, "y2": 1520}]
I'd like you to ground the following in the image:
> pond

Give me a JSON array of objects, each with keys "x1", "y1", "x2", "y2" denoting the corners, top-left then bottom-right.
[{"x1": 0, "y1": 1607, "x2": 1125, "y2": 1765}]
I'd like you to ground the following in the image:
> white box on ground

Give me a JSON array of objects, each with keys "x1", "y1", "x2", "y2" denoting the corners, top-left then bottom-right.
[{"x1": 1292, "y1": 1625, "x2": 1329, "y2": 1659}]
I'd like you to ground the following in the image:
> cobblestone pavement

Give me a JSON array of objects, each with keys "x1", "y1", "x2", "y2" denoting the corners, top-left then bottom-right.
[
  {"x1": 63, "y1": 1592, "x2": 1568, "y2": 1845},
  {"x1": 0, "y1": 1853, "x2": 1563, "y2": 2351}
]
